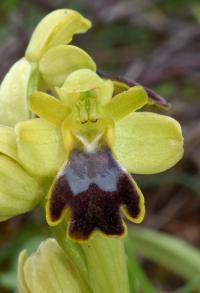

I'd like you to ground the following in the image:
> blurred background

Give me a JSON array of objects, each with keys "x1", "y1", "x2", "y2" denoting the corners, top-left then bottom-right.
[{"x1": 0, "y1": 0, "x2": 200, "y2": 292}]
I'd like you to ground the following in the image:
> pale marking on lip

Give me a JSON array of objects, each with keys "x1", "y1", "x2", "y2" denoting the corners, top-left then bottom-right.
[{"x1": 76, "y1": 133, "x2": 103, "y2": 153}]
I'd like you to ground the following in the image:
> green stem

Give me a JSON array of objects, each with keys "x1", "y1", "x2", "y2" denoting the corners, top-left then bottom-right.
[
  {"x1": 27, "y1": 62, "x2": 39, "y2": 119},
  {"x1": 82, "y1": 236, "x2": 130, "y2": 293},
  {"x1": 28, "y1": 63, "x2": 39, "y2": 93}
]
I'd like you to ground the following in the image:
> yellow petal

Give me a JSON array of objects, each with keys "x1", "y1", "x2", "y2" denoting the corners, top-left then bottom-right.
[
  {"x1": 103, "y1": 86, "x2": 148, "y2": 121},
  {"x1": 29, "y1": 91, "x2": 70, "y2": 125},
  {"x1": 25, "y1": 9, "x2": 91, "y2": 62},
  {"x1": 62, "y1": 69, "x2": 105, "y2": 93},
  {"x1": 0, "y1": 125, "x2": 18, "y2": 160},
  {"x1": 0, "y1": 155, "x2": 43, "y2": 221},
  {"x1": 96, "y1": 80, "x2": 114, "y2": 105},
  {"x1": 114, "y1": 112, "x2": 184, "y2": 174},
  {"x1": 15, "y1": 119, "x2": 66, "y2": 177},
  {"x1": 0, "y1": 58, "x2": 31, "y2": 126},
  {"x1": 39, "y1": 45, "x2": 96, "y2": 88}
]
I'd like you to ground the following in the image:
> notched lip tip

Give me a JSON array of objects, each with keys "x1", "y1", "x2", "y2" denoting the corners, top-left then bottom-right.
[{"x1": 67, "y1": 227, "x2": 127, "y2": 243}]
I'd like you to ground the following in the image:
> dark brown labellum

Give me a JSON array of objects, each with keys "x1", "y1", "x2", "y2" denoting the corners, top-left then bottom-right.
[{"x1": 48, "y1": 146, "x2": 142, "y2": 241}]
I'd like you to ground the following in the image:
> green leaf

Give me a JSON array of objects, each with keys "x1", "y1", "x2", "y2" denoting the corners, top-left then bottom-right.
[
  {"x1": 125, "y1": 238, "x2": 156, "y2": 293},
  {"x1": 0, "y1": 271, "x2": 16, "y2": 290},
  {"x1": 129, "y1": 227, "x2": 200, "y2": 280}
]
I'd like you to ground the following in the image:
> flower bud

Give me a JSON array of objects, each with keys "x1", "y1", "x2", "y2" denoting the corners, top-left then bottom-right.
[
  {"x1": 18, "y1": 238, "x2": 89, "y2": 293},
  {"x1": 0, "y1": 154, "x2": 43, "y2": 221},
  {"x1": 25, "y1": 9, "x2": 91, "y2": 62},
  {"x1": 0, "y1": 58, "x2": 31, "y2": 127}
]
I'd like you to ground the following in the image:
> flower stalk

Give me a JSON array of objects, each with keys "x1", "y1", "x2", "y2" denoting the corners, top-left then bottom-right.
[{"x1": 82, "y1": 236, "x2": 130, "y2": 293}]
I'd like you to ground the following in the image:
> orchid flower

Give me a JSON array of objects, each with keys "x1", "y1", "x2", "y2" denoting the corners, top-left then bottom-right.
[{"x1": 0, "y1": 8, "x2": 183, "y2": 293}]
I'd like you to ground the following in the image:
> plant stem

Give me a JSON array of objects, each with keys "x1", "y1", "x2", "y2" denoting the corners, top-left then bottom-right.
[{"x1": 82, "y1": 236, "x2": 130, "y2": 293}]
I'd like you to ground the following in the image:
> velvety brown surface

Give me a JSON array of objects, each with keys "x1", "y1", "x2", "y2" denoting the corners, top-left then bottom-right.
[{"x1": 49, "y1": 147, "x2": 140, "y2": 241}]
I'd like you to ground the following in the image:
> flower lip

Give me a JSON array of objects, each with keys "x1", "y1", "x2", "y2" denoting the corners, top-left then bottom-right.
[{"x1": 46, "y1": 145, "x2": 144, "y2": 242}]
